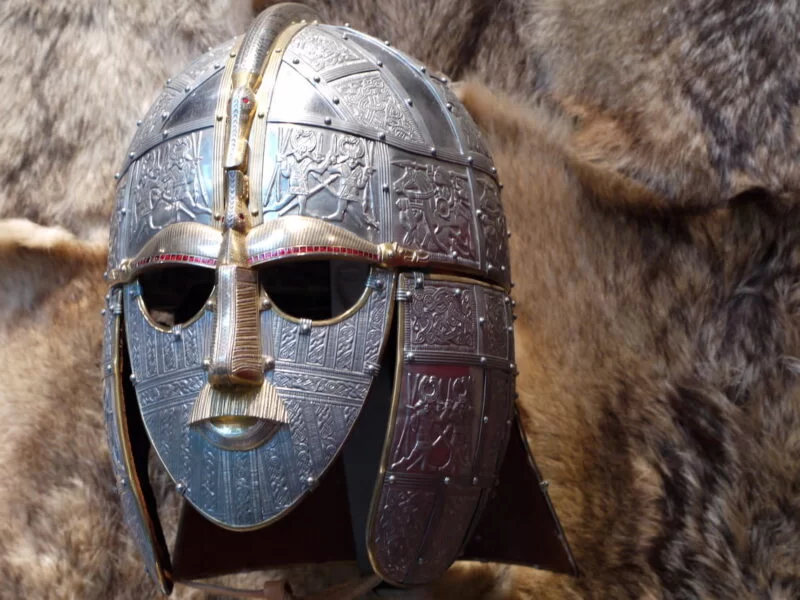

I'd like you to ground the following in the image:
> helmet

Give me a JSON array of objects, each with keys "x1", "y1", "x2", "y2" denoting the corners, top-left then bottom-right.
[{"x1": 103, "y1": 3, "x2": 576, "y2": 594}]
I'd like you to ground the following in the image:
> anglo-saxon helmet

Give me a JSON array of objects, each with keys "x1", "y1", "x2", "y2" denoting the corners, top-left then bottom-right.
[{"x1": 102, "y1": 3, "x2": 576, "y2": 594}]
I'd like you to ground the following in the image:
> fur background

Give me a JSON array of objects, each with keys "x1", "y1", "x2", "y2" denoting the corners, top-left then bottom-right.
[{"x1": 1, "y1": 0, "x2": 799, "y2": 598}]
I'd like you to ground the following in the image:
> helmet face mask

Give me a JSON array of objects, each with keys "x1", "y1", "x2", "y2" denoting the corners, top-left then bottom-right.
[{"x1": 103, "y1": 3, "x2": 575, "y2": 594}]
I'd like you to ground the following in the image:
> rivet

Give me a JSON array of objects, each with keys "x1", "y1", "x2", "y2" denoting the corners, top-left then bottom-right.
[
  {"x1": 101, "y1": 308, "x2": 107, "y2": 316},
  {"x1": 274, "y1": 48, "x2": 282, "y2": 53},
  {"x1": 166, "y1": 78, "x2": 172, "y2": 84},
  {"x1": 258, "y1": 112, "x2": 265, "y2": 119},
  {"x1": 344, "y1": 22, "x2": 351, "y2": 27},
  {"x1": 229, "y1": 52, "x2": 237, "y2": 58},
  {"x1": 382, "y1": 184, "x2": 390, "y2": 193},
  {"x1": 384, "y1": 40, "x2": 391, "y2": 46},
  {"x1": 499, "y1": 182, "x2": 504, "y2": 189},
  {"x1": 306, "y1": 476, "x2": 315, "y2": 485},
  {"x1": 261, "y1": 298, "x2": 271, "y2": 310},
  {"x1": 480, "y1": 356, "x2": 487, "y2": 364},
  {"x1": 507, "y1": 231, "x2": 512, "y2": 239},
  {"x1": 406, "y1": 98, "x2": 413, "y2": 107},
  {"x1": 292, "y1": 57, "x2": 300, "y2": 65},
  {"x1": 507, "y1": 326, "x2": 513, "y2": 332},
  {"x1": 443, "y1": 476, "x2": 451, "y2": 485},
  {"x1": 136, "y1": 120, "x2": 142, "y2": 127},
  {"x1": 478, "y1": 317, "x2": 485, "y2": 325},
  {"x1": 216, "y1": 114, "x2": 224, "y2": 121},
  {"x1": 184, "y1": 85, "x2": 191, "y2": 92},
  {"x1": 214, "y1": 212, "x2": 222, "y2": 220},
  {"x1": 467, "y1": 156, "x2": 474, "y2": 165},
  {"x1": 450, "y1": 250, "x2": 458, "y2": 258},
  {"x1": 430, "y1": 146, "x2": 437, "y2": 156},
  {"x1": 506, "y1": 419, "x2": 513, "y2": 426},
  {"x1": 446, "y1": 102, "x2": 453, "y2": 111},
  {"x1": 105, "y1": 364, "x2": 112, "y2": 373},
  {"x1": 405, "y1": 351, "x2": 415, "y2": 362},
  {"x1": 476, "y1": 208, "x2": 484, "y2": 217},
  {"x1": 511, "y1": 300, "x2": 517, "y2": 307},
  {"x1": 202, "y1": 359, "x2": 211, "y2": 369},
  {"x1": 483, "y1": 415, "x2": 489, "y2": 423},
  {"x1": 313, "y1": 75, "x2": 321, "y2": 83},
  {"x1": 324, "y1": 117, "x2": 332, "y2": 125},
  {"x1": 388, "y1": 474, "x2": 396, "y2": 483},
  {"x1": 119, "y1": 477, "x2": 128, "y2": 487},
  {"x1": 420, "y1": 65, "x2": 427, "y2": 73},
  {"x1": 376, "y1": 60, "x2": 383, "y2": 67},
  {"x1": 128, "y1": 152, "x2": 135, "y2": 159},
  {"x1": 161, "y1": 111, "x2": 169, "y2": 120},
  {"x1": 129, "y1": 374, "x2": 137, "y2": 385},
  {"x1": 441, "y1": 76, "x2": 448, "y2": 84},
  {"x1": 162, "y1": 130, "x2": 169, "y2": 138},
  {"x1": 417, "y1": 557, "x2": 425, "y2": 565},
  {"x1": 378, "y1": 132, "x2": 386, "y2": 141},
  {"x1": 333, "y1": 97, "x2": 340, "y2": 104},
  {"x1": 491, "y1": 166, "x2": 497, "y2": 174},
  {"x1": 213, "y1": 63, "x2": 221, "y2": 69},
  {"x1": 264, "y1": 356, "x2": 275, "y2": 371},
  {"x1": 453, "y1": 288, "x2": 462, "y2": 297},
  {"x1": 540, "y1": 480, "x2": 550, "y2": 491},
  {"x1": 120, "y1": 208, "x2": 127, "y2": 215},
  {"x1": 176, "y1": 482, "x2": 187, "y2": 496},
  {"x1": 114, "y1": 172, "x2": 121, "y2": 180},
  {"x1": 342, "y1": 33, "x2": 349, "y2": 40},
  {"x1": 299, "y1": 319, "x2": 312, "y2": 334}
]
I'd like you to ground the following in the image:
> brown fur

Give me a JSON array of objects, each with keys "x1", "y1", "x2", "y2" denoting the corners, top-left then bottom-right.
[{"x1": 2, "y1": 0, "x2": 800, "y2": 598}]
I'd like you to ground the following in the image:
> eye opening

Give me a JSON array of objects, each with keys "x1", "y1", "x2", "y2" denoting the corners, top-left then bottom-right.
[
  {"x1": 259, "y1": 259, "x2": 372, "y2": 323},
  {"x1": 138, "y1": 265, "x2": 215, "y2": 329}
]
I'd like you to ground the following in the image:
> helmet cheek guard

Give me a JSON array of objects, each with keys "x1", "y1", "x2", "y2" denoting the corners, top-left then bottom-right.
[{"x1": 103, "y1": 3, "x2": 576, "y2": 594}]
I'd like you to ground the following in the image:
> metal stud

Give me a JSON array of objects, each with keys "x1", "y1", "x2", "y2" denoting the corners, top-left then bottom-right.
[
  {"x1": 299, "y1": 319, "x2": 312, "y2": 334},
  {"x1": 483, "y1": 415, "x2": 489, "y2": 423},
  {"x1": 129, "y1": 374, "x2": 137, "y2": 385},
  {"x1": 382, "y1": 183, "x2": 390, "y2": 193},
  {"x1": 162, "y1": 130, "x2": 169, "y2": 138},
  {"x1": 443, "y1": 476, "x2": 451, "y2": 485},
  {"x1": 128, "y1": 152, "x2": 135, "y2": 159},
  {"x1": 378, "y1": 132, "x2": 386, "y2": 141},
  {"x1": 453, "y1": 288, "x2": 462, "y2": 297},
  {"x1": 136, "y1": 119, "x2": 142, "y2": 127},
  {"x1": 216, "y1": 114, "x2": 224, "y2": 121},
  {"x1": 264, "y1": 356, "x2": 275, "y2": 371},
  {"x1": 184, "y1": 85, "x2": 191, "y2": 93},
  {"x1": 292, "y1": 57, "x2": 300, "y2": 65},
  {"x1": 313, "y1": 75, "x2": 321, "y2": 83},
  {"x1": 540, "y1": 480, "x2": 550, "y2": 491},
  {"x1": 429, "y1": 146, "x2": 437, "y2": 156},
  {"x1": 446, "y1": 102, "x2": 453, "y2": 111},
  {"x1": 406, "y1": 98, "x2": 413, "y2": 107},
  {"x1": 161, "y1": 111, "x2": 169, "y2": 120},
  {"x1": 376, "y1": 60, "x2": 383, "y2": 67},
  {"x1": 105, "y1": 364, "x2": 113, "y2": 373},
  {"x1": 478, "y1": 317, "x2": 485, "y2": 325},
  {"x1": 472, "y1": 476, "x2": 479, "y2": 486},
  {"x1": 467, "y1": 156, "x2": 474, "y2": 165},
  {"x1": 114, "y1": 172, "x2": 121, "y2": 180},
  {"x1": 332, "y1": 97, "x2": 340, "y2": 104},
  {"x1": 405, "y1": 351, "x2": 415, "y2": 362},
  {"x1": 480, "y1": 356, "x2": 487, "y2": 365},
  {"x1": 176, "y1": 482, "x2": 187, "y2": 496},
  {"x1": 324, "y1": 117, "x2": 332, "y2": 125},
  {"x1": 388, "y1": 474, "x2": 396, "y2": 483},
  {"x1": 258, "y1": 112, "x2": 265, "y2": 119}
]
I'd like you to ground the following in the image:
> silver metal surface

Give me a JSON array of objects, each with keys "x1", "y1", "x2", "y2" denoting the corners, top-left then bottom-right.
[
  {"x1": 104, "y1": 2, "x2": 517, "y2": 588},
  {"x1": 122, "y1": 267, "x2": 395, "y2": 528},
  {"x1": 367, "y1": 273, "x2": 515, "y2": 585}
]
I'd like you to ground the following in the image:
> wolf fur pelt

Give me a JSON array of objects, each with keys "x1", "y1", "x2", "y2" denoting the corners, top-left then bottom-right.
[{"x1": 1, "y1": 0, "x2": 799, "y2": 598}]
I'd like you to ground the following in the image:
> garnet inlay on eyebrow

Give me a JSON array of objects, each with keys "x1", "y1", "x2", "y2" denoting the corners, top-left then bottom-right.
[
  {"x1": 132, "y1": 254, "x2": 218, "y2": 270},
  {"x1": 248, "y1": 245, "x2": 380, "y2": 265}
]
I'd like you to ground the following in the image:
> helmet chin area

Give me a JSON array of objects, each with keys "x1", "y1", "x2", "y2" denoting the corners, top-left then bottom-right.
[{"x1": 199, "y1": 416, "x2": 281, "y2": 452}]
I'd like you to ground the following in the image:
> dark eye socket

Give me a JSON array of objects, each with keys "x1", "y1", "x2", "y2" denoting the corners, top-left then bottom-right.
[
  {"x1": 138, "y1": 266, "x2": 215, "y2": 328},
  {"x1": 260, "y1": 260, "x2": 370, "y2": 321}
]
